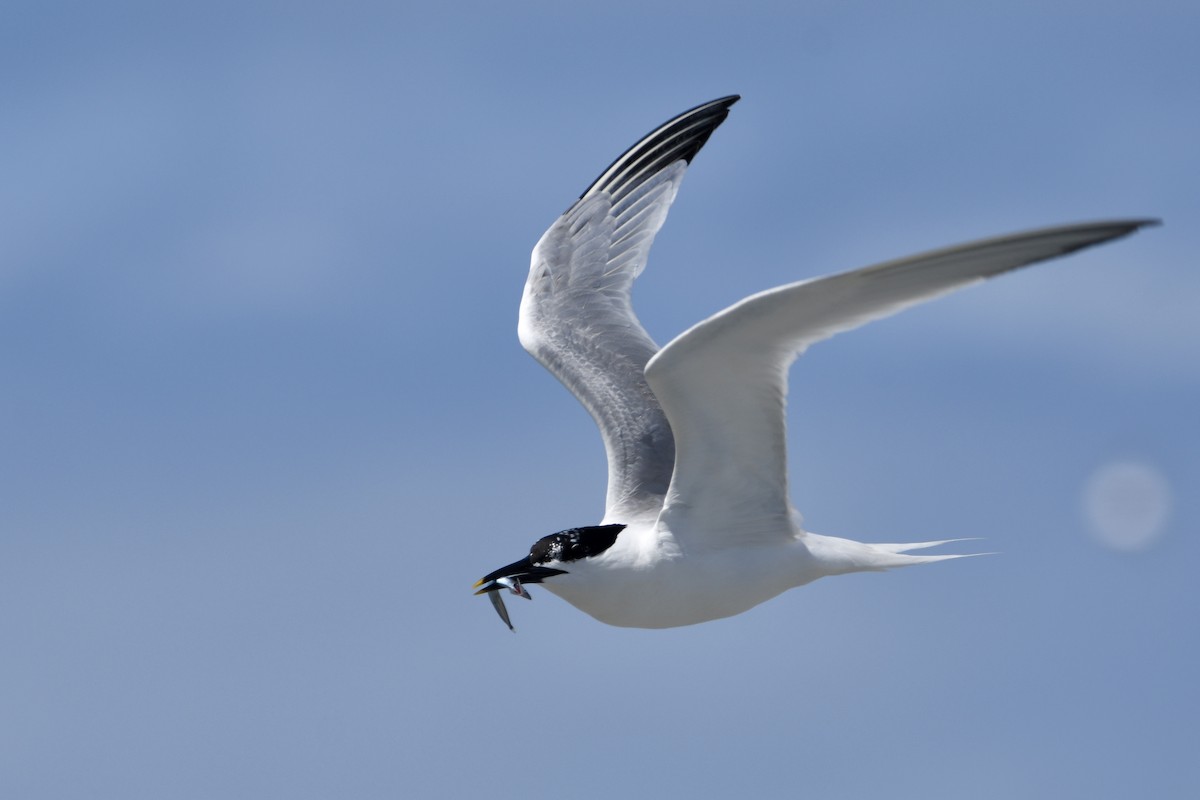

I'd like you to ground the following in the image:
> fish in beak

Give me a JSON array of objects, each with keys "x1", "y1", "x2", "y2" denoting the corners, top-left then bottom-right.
[{"x1": 473, "y1": 556, "x2": 566, "y2": 630}]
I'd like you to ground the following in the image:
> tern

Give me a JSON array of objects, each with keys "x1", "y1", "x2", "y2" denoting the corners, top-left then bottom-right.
[{"x1": 474, "y1": 95, "x2": 1156, "y2": 630}]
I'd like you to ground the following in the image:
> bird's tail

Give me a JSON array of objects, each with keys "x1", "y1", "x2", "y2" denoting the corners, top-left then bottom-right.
[
  {"x1": 804, "y1": 533, "x2": 990, "y2": 574},
  {"x1": 867, "y1": 538, "x2": 992, "y2": 568}
]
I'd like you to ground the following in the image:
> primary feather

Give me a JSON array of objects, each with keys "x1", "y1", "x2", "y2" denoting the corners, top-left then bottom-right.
[{"x1": 519, "y1": 96, "x2": 740, "y2": 522}]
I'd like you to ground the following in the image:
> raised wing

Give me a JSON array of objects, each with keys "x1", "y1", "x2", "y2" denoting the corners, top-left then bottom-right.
[
  {"x1": 645, "y1": 219, "x2": 1158, "y2": 549},
  {"x1": 518, "y1": 96, "x2": 739, "y2": 522}
]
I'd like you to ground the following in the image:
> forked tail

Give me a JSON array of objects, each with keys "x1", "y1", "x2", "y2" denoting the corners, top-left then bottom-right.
[{"x1": 805, "y1": 533, "x2": 990, "y2": 574}]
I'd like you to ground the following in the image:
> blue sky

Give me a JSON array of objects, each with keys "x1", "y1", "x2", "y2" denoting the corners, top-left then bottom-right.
[{"x1": 2, "y1": 2, "x2": 1197, "y2": 797}]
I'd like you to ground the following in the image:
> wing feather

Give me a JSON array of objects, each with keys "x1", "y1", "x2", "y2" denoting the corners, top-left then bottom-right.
[
  {"x1": 645, "y1": 219, "x2": 1158, "y2": 549},
  {"x1": 518, "y1": 96, "x2": 739, "y2": 521}
]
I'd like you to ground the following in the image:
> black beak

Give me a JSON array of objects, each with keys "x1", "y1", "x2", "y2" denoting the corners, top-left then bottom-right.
[{"x1": 472, "y1": 556, "x2": 566, "y2": 595}]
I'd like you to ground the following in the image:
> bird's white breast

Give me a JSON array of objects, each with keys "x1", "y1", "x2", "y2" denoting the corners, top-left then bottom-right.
[{"x1": 540, "y1": 524, "x2": 817, "y2": 628}]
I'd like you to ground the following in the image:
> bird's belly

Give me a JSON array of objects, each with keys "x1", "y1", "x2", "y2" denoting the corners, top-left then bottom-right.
[{"x1": 542, "y1": 548, "x2": 807, "y2": 629}]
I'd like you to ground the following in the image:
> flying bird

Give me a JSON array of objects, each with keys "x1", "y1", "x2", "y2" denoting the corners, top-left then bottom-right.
[{"x1": 474, "y1": 95, "x2": 1156, "y2": 630}]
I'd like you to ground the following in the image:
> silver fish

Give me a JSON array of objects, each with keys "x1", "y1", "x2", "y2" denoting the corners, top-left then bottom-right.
[
  {"x1": 496, "y1": 575, "x2": 531, "y2": 599},
  {"x1": 488, "y1": 589, "x2": 514, "y2": 631},
  {"x1": 477, "y1": 575, "x2": 531, "y2": 631}
]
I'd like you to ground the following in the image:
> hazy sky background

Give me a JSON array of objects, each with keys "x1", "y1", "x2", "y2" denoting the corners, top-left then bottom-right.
[{"x1": 3, "y1": 2, "x2": 1197, "y2": 798}]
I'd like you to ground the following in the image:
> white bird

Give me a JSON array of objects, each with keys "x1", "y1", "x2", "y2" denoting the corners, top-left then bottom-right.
[{"x1": 474, "y1": 95, "x2": 1156, "y2": 630}]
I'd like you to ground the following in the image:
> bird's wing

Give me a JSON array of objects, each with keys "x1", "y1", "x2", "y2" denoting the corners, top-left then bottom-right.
[
  {"x1": 519, "y1": 96, "x2": 739, "y2": 522},
  {"x1": 645, "y1": 219, "x2": 1158, "y2": 550}
]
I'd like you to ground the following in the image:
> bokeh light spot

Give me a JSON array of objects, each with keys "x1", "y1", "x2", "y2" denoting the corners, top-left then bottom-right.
[{"x1": 1082, "y1": 460, "x2": 1171, "y2": 551}]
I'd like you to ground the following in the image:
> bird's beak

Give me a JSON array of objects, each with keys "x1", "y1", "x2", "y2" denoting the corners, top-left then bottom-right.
[{"x1": 473, "y1": 556, "x2": 566, "y2": 595}]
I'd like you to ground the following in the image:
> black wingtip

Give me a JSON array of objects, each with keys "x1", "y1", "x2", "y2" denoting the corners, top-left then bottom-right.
[
  {"x1": 1108, "y1": 218, "x2": 1162, "y2": 232},
  {"x1": 672, "y1": 95, "x2": 739, "y2": 166},
  {"x1": 1050, "y1": 218, "x2": 1160, "y2": 260},
  {"x1": 579, "y1": 95, "x2": 741, "y2": 201},
  {"x1": 1080, "y1": 217, "x2": 1162, "y2": 254},
  {"x1": 1094, "y1": 217, "x2": 1163, "y2": 242}
]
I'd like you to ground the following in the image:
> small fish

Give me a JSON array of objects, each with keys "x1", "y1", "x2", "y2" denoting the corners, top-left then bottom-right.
[
  {"x1": 496, "y1": 575, "x2": 531, "y2": 599},
  {"x1": 488, "y1": 589, "x2": 514, "y2": 631},
  {"x1": 476, "y1": 575, "x2": 532, "y2": 631}
]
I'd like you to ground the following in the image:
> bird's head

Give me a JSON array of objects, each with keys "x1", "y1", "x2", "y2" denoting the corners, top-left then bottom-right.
[{"x1": 473, "y1": 524, "x2": 626, "y2": 629}]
